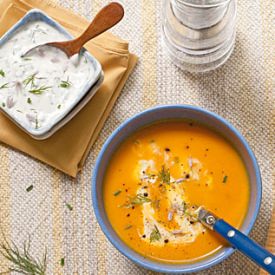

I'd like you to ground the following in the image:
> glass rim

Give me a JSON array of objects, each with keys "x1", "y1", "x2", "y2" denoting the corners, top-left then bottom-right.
[{"x1": 174, "y1": 0, "x2": 231, "y2": 7}]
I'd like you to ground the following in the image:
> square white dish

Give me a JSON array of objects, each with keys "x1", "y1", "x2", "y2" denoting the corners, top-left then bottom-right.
[
  {"x1": 36, "y1": 72, "x2": 104, "y2": 140},
  {"x1": 0, "y1": 9, "x2": 103, "y2": 139}
]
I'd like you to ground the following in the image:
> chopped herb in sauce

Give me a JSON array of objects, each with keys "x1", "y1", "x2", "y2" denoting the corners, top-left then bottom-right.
[
  {"x1": 23, "y1": 73, "x2": 37, "y2": 87},
  {"x1": 150, "y1": 225, "x2": 161, "y2": 242},
  {"x1": 122, "y1": 194, "x2": 151, "y2": 208},
  {"x1": 0, "y1": 83, "x2": 9, "y2": 89},
  {"x1": 131, "y1": 194, "x2": 151, "y2": 205},
  {"x1": 57, "y1": 104, "x2": 61, "y2": 109},
  {"x1": 124, "y1": 224, "x2": 132, "y2": 230},
  {"x1": 59, "y1": 79, "x2": 71, "y2": 88},
  {"x1": 26, "y1": 185, "x2": 33, "y2": 192},
  {"x1": 22, "y1": 57, "x2": 32, "y2": 61},
  {"x1": 0, "y1": 69, "x2": 5, "y2": 77},
  {"x1": 2, "y1": 102, "x2": 5, "y2": 107},
  {"x1": 223, "y1": 175, "x2": 228, "y2": 183},
  {"x1": 158, "y1": 165, "x2": 170, "y2": 184},
  {"x1": 29, "y1": 85, "x2": 51, "y2": 95},
  {"x1": 113, "y1": 190, "x2": 122, "y2": 196},
  {"x1": 66, "y1": 203, "x2": 73, "y2": 211},
  {"x1": 27, "y1": 97, "x2": 32, "y2": 104},
  {"x1": 174, "y1": 156, "x2": 180, "y2": 163}
]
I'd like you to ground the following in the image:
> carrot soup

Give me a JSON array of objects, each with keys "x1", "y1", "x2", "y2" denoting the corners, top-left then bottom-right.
[{"x1": 103, "y1": 121, "x2": 250, "y2": 263}]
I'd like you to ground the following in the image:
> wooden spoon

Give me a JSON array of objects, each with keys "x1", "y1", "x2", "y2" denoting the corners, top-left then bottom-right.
[{"x1": 23, "y1": 2, "x2": 124, "y2": 57}]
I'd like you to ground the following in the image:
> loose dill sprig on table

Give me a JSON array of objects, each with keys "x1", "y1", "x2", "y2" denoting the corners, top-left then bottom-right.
[
  {"x1": 0, "y1": 236, "x2": 47, "y2": 275},
  {"x1": 60, "y1": 257, "x2": 65, "y2": 267},
  {"x1": 66, "y1": 203, "x2": 73, "y2": 211},
  {"x1": 26, "y1": 184, "x2": 34, "y2": 192}
]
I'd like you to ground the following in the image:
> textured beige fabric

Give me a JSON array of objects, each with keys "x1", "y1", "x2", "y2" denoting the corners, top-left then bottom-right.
[{"x1": 0, "y1": 0, "x2": 274, "y2": 274}]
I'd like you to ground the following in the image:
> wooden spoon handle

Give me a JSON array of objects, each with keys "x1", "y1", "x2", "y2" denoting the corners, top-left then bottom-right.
[{"x1": 72, "y1": 2, "x2": 124, "y2": 52}]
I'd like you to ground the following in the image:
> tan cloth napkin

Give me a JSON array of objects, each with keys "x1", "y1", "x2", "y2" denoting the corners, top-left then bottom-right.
[{"x1": 0, "y1": 0, "x2": 138, "y2": 177}]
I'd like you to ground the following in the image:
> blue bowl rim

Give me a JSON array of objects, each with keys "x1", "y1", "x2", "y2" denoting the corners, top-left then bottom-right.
[{"x1": 92, "y1": 104, "x2": 262, "y2": 273}]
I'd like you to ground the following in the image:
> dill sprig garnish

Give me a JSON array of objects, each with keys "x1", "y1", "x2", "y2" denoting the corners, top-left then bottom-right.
[
  {"x1": 0, "y1": 236, "x2": 47, "y2": 275},
  {"x1": 158, "y1": 165, "x2": 170, "y2": 184},
  {"x1": 223, "y1": 175, "x2": 228, "y2": 183},
  {"x1": 0, "y1": 83, "x2": 9, "y2": 89},
  {"x1": 23, "y1": 74, "x2": 46, "y2": 90},
  {"x1": 22, "y1": 57, "x2": 32, "y2": 61},
  {"x1": 28, "y1": 86, "x2": 51, "y2": 95},
  {"x1": 0, "y1": 69, "x2": 5, "y2": 77},
  {"x1": 59, "y1": 79, "x2": 71, "y2": 89},
  {"x1": 130, "y1": 194, "x2": 151, "y2": 205},
  {"x1": 113, "y1": 190, "x2": 122, "y2": 196},
  {"x1": 121, "y1": 194, "x2": 151, "y2": 208},
  {"x1": 124, "y1": 225, "x2": 133, "y2": 230},
  {"x1": 150, "y1": 225, "x2": 161, "y2": 242},
  {"x1": 23, "y1": 73, "x2": 37, "y2": 88}
]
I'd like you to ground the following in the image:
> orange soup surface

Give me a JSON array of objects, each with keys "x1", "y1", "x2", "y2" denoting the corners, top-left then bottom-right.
[{"x1": 103, "y1": 121, "x2": 250, "y2": 263}]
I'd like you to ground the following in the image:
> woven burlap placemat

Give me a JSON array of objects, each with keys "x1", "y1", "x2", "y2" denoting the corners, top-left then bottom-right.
[{"x1": 0, "y1": 0, "x2": 274, "y2": 274}]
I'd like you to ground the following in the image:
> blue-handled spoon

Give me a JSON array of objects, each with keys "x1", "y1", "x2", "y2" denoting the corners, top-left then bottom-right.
[{"x1": 198, "y1": 208, "x2": 275, "y2": 274}]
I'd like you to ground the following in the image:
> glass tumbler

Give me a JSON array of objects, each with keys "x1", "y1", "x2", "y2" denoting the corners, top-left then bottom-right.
[{"x1": 162, "y1": 0, "x2": 237, "y2": 72}]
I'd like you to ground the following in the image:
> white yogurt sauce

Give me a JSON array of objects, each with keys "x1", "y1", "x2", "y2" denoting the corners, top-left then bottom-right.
[{"x1": 0, "y1": 20, "x2": 96, "y2": 134}]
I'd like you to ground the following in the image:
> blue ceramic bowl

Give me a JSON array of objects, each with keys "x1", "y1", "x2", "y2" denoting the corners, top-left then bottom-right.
[{"x1": 92, "y1": 105, "x2": 262, "y2": 273}]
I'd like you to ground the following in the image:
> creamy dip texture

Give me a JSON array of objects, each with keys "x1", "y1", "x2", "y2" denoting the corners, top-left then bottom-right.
[{"x1": 0, "y1": 20, "x2": 97, "y2": 134}]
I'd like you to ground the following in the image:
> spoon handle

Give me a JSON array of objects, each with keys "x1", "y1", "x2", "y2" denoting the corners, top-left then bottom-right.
[
  {"x1": 73, "y1": 2, "x2": 124, "y2": 51},
  {"x1": 214, "y1": 220, "x2": 275, "y2": 274},
  {"x1": 199, "y1": 209, "x2": 275, "y2": 273}
]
